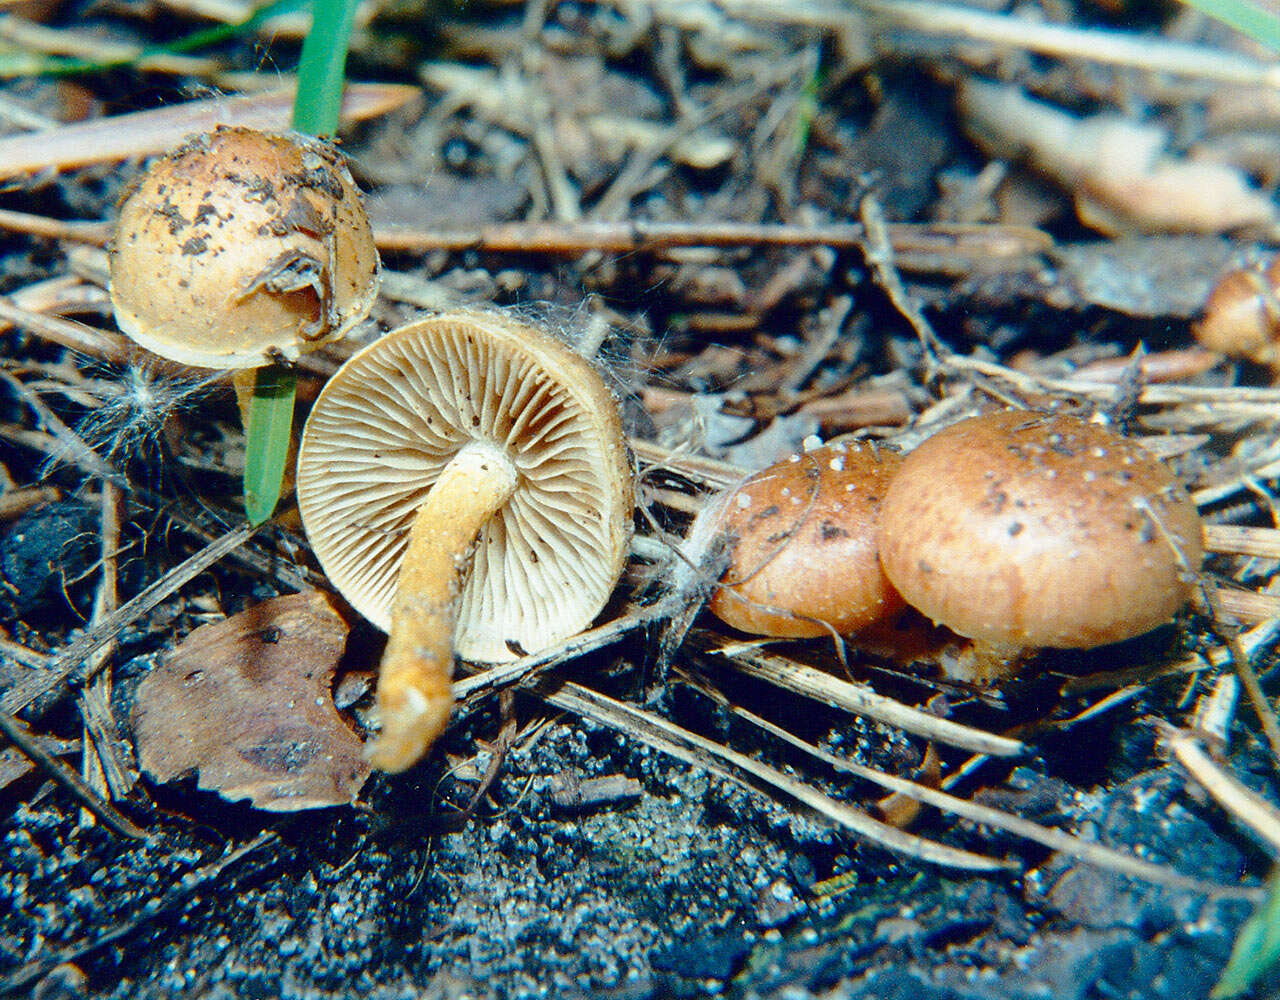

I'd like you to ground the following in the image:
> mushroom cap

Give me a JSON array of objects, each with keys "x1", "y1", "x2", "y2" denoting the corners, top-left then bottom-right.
[
  {"x1": 109, "y1": 126, "x2": 379, "y2": 369},
  {"x1": 703, "y1": 442, "x2": 904, "y2": 638},
  {"x1": 1194, "y1": 262, "x2": 1280, "y2": 367},
  {"x1": 296, "y1": 311, "x2": 634, "y2": 663},
  {"x1": 878, "y1": 411, "x2": 1203, "y2": 649}
]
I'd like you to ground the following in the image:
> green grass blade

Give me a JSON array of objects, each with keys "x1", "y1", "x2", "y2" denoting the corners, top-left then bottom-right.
[
  {"x1": 1178, "y1": 0, "x2": 1280, "y2": 53},
  {"x1": 242, "y1": 0, "x2": 358, "y2": 523},
  {"x1": 291, "y1": 0, "x2": 362, "y2": 137},
  {"x1": 0, "y1": 0, "x2": 305, "y2": 80},
  {"x1": 166, "y1": 0, "x2": 307, "y2": 54},
  {"x1": 1213, "y1": 867, "x2": 1280, "y2": 997},
  {"x1": 243, "y1": 366, "x2": 297, "y2": 526}
]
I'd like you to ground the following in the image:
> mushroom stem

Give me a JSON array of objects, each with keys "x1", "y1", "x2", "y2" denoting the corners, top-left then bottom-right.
[
  {"x1": 231, "y1": 370, "x2": 255, "y2": 422},
  {"x1": 366, "y1": 440, "x2": 519, "y2": 772}
]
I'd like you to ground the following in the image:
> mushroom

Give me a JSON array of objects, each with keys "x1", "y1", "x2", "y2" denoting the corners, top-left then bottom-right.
[
  {"x1": 1194, "y1": 259, "x2": 1280, "y2": 372},
  {"x1": 109, "y1": 125, "x2": 379, "y2": 371},
  {"x1": 109, "y1": 126, "x2": 380, "y2": 521},
  {"x1": 295, "y1": 311, "x2": 633, "y2": 771},
  {"x1": 877, "y1": 410, "x2": 1204, "y2": 681},
  {"x1": 692, "y1": 442, "x2": 904, "y2": 638}
]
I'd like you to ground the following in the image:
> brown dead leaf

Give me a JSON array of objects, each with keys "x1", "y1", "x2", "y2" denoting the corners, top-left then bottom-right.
[{"x1": 132, "y1": 591, "x2": 369, "y2": 811}]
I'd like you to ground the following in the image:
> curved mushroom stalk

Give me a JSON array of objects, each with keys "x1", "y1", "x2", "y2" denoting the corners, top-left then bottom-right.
[{"x1": 368, "y1": 441, "x2": 519, "y2": 772}]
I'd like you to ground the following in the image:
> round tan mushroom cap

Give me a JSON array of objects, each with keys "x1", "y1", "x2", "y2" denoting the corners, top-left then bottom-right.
[
  {"x1": 109, "y1": 126, "x2": 379, "y2": 369},
  {"x1": 878, "y1": 411, "x2": 1203, "y2": 649},
  {"x1": 703, "y1": 442, "x2": 904, "y2": 638},
  {"x1": 1194, "y1": 262, "x2": 1280, "y2": 368},
  {"x1": 296, "y1": 311, "x2": 634, "y2": 662}
]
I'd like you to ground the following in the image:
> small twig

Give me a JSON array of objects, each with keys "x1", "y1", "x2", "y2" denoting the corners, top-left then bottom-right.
[
  {"x1": 0, "y1": 209, "x2": 110, "y2": 246},
  {"x1": 859, "y1": 192, "x2": 952, "y2": 370},
  {"x1": 0, "y1": 296, "x2": 137, "y2": 365},
  {"x1": 372, "y1": 218, "x2": 1052, "y2": 258},
  {"x1": 0, "y1": 14, "x2": 225, "y2": 76},
  {"x1": 516, "y1": 11, "x2": 580, "y2": 226},
  {"x1": 0, "y1": 708, "x2": 145, "y2": 840},
  {"x1": 457, "y1": 691, "x2": 519, "y2": 819},
  {"x1": 942, "y1": 352, "x2": 1280, "y2": 413},
  {"x1": 1212, "y1": 586, "x2": 1280, "y2": 626},
  {"x1": 1193, "y1": 458, "x2": 1280, "y2": 509},
  {"x1": 0, "y1": 84, "x2": 419, "y2": 182},
  {"x1": 704, "y1": 636, "x2": 1026, "y2": 757},
  {"x1": 0, "y1": 523, "x2": 257, "y2": 716},
  {"x1": 687, "y1": 0, "x2": 1280, "y2": 87},
  {"x1": 1203, "y1": 525, "x2": 1280, "y2": 560},
  {"x1": 1200, "y1": 583, "x2": 1280, "y2": 771},
  {"x1": 454, "y1": 604, "x2": 665, "y2": 702},
  {"x1": 1192, "y1": 674, "x2": 1240, "y2": 747},
  {"x1": 547, "y1": 771, "x2": 642, "y2": 810},
  {"x1": 1049, "y1": 684, "x2": 1149, "y2": 734},
  {"x1": 1165, "y1": 723, "x2": 1280, "y2": 856},
  {"x1": 851, "y1": 0, "x2": 1280, "y2": 87},
  {"x1": 630, "y1": 437, "x2": 748, "y2": 490},
  {"x1": 80, "y1": 482, "x2": 133, "y2": 814}
]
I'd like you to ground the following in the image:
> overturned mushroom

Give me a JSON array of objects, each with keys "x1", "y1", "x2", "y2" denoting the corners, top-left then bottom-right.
[
  {"x1": 692, "y1": 441, "x2": 904, "y2": 638},
  {"x1": 296, "y1": 311, "x2": 633, "y2": 771},
  {"x1": 877, "y1": 410, "x2": 1204, "y2": 681}
]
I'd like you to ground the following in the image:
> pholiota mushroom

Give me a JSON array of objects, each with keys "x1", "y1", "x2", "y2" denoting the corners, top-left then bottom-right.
[
  {"x1": 109, "y1": 125, "x2": 380, "y2": 522},
  {"x1": 109, "y1": 125, "x2": 379, "y2": 371},
  {"x1": 692, "y1": 441, "x2": 904, "y2": 638},
  {"x1": 1194, "y1": 259, "x2": 1280, "y2": 371},
  {"x1": 877, "y1": 410, "x2": 1204, "y2": 681},
  {"x1": 296, "y1": 311, "x2": 633, "y2": 771}
]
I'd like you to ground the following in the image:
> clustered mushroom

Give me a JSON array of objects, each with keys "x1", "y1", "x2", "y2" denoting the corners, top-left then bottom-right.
[
  {"x1": 296, "y1": 311, "x2": 633, "y2": 772},
  {"x1": 108, "y1": 135, "x2": 1209, "y2": 775},
  {"x1": 691, "y1": 441, "x2": 903, "y2": 638},
  {"x1": 292, "y1": 312, "x2": 1200, "y2": 768},
  {"x1": 696, "y1": 410, "x2": 1204, "y2": 684}
]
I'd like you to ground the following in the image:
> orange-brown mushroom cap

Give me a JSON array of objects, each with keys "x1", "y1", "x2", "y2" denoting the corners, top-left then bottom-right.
[
  {"x1": 109, "y1": 126, "x2": 379, "y2": 369},
  {"x1": 878, "y1": 411, "x2": 1203, "y2": 650},
  {"x1": 702, "y1": 442, "x2": 905, "y2": 638},
  {"x1": 1194, "y1": 261, "x2": 1280, "y2": 368}
]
